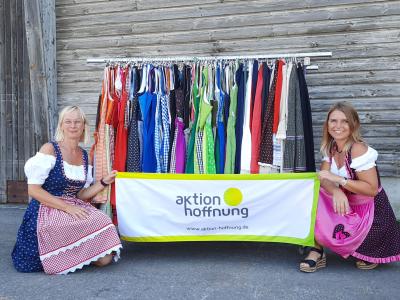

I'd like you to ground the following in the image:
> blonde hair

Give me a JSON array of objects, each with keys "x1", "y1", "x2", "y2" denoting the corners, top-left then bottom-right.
[
  {"x1": 54, "y1": 106, "x2": 90, "y2": 144},
  {"x1": 320, "y1": 101, "x2": 364, "y2": 156}
]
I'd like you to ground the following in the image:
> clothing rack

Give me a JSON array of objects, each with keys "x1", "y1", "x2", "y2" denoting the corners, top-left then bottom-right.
[{"x1": 86, "y1": 52, "x2": 332, "y2": 70}]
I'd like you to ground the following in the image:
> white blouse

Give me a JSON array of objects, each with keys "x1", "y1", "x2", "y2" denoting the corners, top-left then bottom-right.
[
  {"x1": 322, "y1": 146, "x2": 378, "y2": 177},
  {"x1": 24, "y1": 152, "x2": 94, "y2": 188}
]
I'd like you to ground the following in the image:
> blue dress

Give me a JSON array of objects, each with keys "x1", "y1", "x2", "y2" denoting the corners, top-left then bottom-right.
[{"x1": 12, "y1": 142, "x2": 122, "y2": 274}]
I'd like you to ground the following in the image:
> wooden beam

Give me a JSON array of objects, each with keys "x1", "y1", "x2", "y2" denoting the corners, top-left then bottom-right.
[
  {"x1": 40, "y1": 0, "x2": 57, "y2": 137},
  {"x1": 0, "y1": 0, "x2": 6, "y2": 201},
  {"x1": 23, "y1": 0, "x2": 57, "y2": 147}
]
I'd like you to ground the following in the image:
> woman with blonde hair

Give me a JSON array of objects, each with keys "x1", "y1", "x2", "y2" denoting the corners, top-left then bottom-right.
[
  {"x1": 300, "y1": 101, "x2": 400, "y2": 272},
  {"x1": 12, "y1": 106, "x2": 122, "y2": 274}
]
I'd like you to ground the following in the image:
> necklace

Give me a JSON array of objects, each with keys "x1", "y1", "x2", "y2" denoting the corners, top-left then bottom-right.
[{"x1": 334, "y1": 143, "x2": 344, "y2": 154}]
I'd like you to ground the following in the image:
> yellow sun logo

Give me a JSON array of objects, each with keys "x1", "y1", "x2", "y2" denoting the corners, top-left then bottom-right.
[{"x1": 223, "y1": 188, "x2": 243, "y2": 206}]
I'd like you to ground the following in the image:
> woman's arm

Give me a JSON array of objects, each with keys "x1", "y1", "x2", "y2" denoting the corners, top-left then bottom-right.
[
  {"x1": 319, "y1": 143, "x2": 378, "y2": 197},
  {"x1": 319, "y1": 161, "x2": 350, "y2": 216},
  {"x1": 77, "y1": 170, "x2": 117, "y2": 201},
  {"x1": 321, "y1": 168, "x2": 378, "y2": 197}
]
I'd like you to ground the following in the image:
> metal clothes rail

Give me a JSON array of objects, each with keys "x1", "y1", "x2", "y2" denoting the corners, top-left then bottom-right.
[
  {"x1": 86, "y1": 52, "x2": 332, "y2": 63},
  {"x1": 86, "y1": 52, "x2": 332, "y2": 71}
]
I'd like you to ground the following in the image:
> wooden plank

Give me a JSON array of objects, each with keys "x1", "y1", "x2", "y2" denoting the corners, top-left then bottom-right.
[
  {"x1": 0, "y1": 0, "x2": 6, "y2": 201},
  {"x1": 313, "y1": 136, "x2": 399, "y2": 151},
  {"x1": 55, "y1": 0, "x2": 384, "y2": 10},
  {"x1": 307, "y1": 70, "x2": 400, "y2": 85},
  {"x1": 56, "y1": 17, "x2": 400, "y2": 50},
  {"x1": 375, "y1": 165, "x2": 399, "y2": 177},
  {"x1": 55, "y1": 37, "x2": 400, "y2": 63},
  {"x1": 56, "y1": 0, "x2": 138, "y2": 16},
  {"x1": 55, "y1": 41, "x2": 400, "y2": 64},
  {"x1": 16, "y1": 0, "x2": 24, "y2": 178},
  {"x1": 6, "y1": 180, "x2": 28, "y2": 204},
  {"x1": 313, "y1": 124, "x2": 400, "y2": 138},
  {"x1": 11, "y1": 0, "x2": 19, "y2": 179},
  {"x1": 56, "y1": 0, "x2": 113, "y2": 5},
  {"x1": 324, "y1": 44, "x2": 400, "y2": 60},
  {"x1": 310, "y1": 98, "x2": 400, "y2": 112},
  {"x1": 136, "y1": 0, "x2": 391, "y2": 11},
  {"x1": 56, "y1": 7, "x2": 400, "y2": 40},
  {"x1": 4, "y1": 0, "x2": 13, "y2": 196},
  {"x1": 373, "y1": 152, "x2": 400, "y2": 163},
  {"x1": 56, "y1": 0, "x2": 392, "y2": 28},
  {"x1": 40, "y1": 0, "x2": 57, "y2": 137},
  {"x1": 24, "y1": 0, "x2": 50, "y2": 147},
  {"x1": 22, "y1": 3, "x2": 35, "y2": 160},
  {"x1": 312, "y1": 110, "x2": 400, "y2": 124},
  {"x1": 308, "y1": 83, "x2": 400, "y2": 99}
]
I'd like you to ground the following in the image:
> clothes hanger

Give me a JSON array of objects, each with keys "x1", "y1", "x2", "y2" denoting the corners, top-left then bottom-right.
[
  {"x1": 147, "y1": 64, "x2": 154, "y2": 93},
  {"x1": 138, "y1": 64, "x2": 148, "y2": 94}
]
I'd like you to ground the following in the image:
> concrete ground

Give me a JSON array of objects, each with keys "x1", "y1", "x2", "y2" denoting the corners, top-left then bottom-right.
[{"x1": 1, "y1": 204, "x2": 400, "y2": 300}]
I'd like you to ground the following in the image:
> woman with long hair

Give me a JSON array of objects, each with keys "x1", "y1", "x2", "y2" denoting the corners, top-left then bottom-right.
[{"x1": 300, "y1": 102, "x2": 400, "y2": 272}]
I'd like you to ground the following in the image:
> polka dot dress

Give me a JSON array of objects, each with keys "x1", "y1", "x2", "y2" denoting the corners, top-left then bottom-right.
[
  {"x1": 11, "y1": 199, "x2": 43, "y2": 272},
  {"x1": 126, "y1": 94, "x2": 141, "y2": 172},
  {"x1": 259, "y1": 60, "x2": 279, "y2": 165},
  {"x1": 346, "y1": 150, "x2": 400, "y2": 262}
]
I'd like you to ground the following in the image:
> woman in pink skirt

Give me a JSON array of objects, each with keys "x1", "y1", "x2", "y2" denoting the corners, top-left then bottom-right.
[
  {"x1": 300, "y1": 102, "x2": 400, "y2": 272},
  {"x1": 12, "y1": 106, "x2": 122, "y2": 275}
]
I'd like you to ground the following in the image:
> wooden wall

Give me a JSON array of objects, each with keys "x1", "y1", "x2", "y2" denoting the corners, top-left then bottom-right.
[
  {"x1": 0, "y1": 0, "x2": 35, "y2": 202},
  {"x1": 0, "y1": 0, "x2": 56, "y2": 202},
  {"x1": 55, "y1": 0, "x2": 399, "y2": 177}
]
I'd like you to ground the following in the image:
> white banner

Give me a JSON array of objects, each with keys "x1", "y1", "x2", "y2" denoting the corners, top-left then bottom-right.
[{"x1": 116, "y1": 173, "x2": 319, "y2": 246}]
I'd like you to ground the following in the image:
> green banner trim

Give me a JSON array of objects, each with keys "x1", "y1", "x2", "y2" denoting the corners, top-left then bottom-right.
[
  {"x1": 121, "y1": 234, "x2": 315, "y2": 246},
  {"x1": 306, "y1": 177, "x2": 321, "y2": 244},
  {"x1": 117, "y1": 172, "x2": 318, "y2": 181}
]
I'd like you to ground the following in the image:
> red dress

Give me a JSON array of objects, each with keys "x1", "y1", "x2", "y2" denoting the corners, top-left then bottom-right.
[
  {"x1": 250, "y1": 64, "x2": 264, "y2": 173},
  {"x1": 111, "y1": 67, "x2": 129, "y2": 224},
  {"x1": 113, "y1": 67, "x2": 129, "y2": 172},
  {"x1": 273, "y1": 60, "x2": 284, "y2": 134}
]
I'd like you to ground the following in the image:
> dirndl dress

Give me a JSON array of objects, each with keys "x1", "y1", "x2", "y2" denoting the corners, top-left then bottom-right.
[
  {"x1": 12, "y1": 141, "x2": 122, "y2": 274},
  {"x1": 315, "y1": 146, "x2": 400, "y2": 263}
]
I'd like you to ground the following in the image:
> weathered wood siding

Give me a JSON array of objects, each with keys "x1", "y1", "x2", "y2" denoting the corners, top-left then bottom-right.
[
  {"x1": 56, "y1": 0, "x2": 400, "y2": 176},
  {"x1": 0, "y1": 0, "x2": 35, "y2": 202},
  {"x1": 0, "y1": 0, "x2": 57, "y2": 202}
]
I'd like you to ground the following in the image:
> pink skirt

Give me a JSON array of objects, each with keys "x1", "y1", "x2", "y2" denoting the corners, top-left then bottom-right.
[
  {"x1": 37, "y1": 198, "x2": 122, "y2": 274},
  {"x1": 315, "y1": 188, "x2": 375, "y2": 258}
]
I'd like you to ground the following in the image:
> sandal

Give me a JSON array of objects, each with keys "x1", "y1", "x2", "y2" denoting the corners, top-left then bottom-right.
[
  {"x1": 355, "y1": 260, "x2": 378, "y2": 270},
  {"x1": 299, "y1": 247, "x2": 327, "y2": 273}
]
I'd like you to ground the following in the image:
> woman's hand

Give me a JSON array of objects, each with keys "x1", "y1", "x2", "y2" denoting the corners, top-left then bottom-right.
[
  {"x1": 102, "y1": 170, "x2": 118, "y2": 185},
  {"x1": 64, "y1": 204, "x2": 89, "y2": 220},
  {"x1": 332, "y1": 189, "x2": 350, "y2": 216}
]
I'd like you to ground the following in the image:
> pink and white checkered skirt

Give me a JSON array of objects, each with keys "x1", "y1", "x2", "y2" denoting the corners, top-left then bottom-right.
[{"x1": 37, "y1": 197, "x2": 122, "y2": 275}]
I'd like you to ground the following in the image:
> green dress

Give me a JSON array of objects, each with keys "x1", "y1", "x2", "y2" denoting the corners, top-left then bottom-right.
[
  {"x1": 202, "y1": 65, "x2": 216, "y2": 174},
  {"x1": 185, "y1": 64, "x2": 200, "y2": 174},
  {"x1": 224, "y1": 63, "x2": 239, "y2": 174}
]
